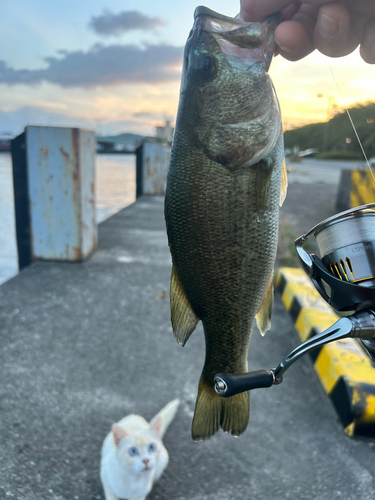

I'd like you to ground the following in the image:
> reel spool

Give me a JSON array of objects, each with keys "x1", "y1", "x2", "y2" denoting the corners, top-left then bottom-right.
[{"x1": 295, "y1": 203, "x2": 375, "y2": 312}]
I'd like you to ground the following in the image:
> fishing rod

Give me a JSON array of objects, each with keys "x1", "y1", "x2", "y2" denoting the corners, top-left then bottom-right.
[{"x1": 214, "y1": 203, "x2": 375, "y2": 398}]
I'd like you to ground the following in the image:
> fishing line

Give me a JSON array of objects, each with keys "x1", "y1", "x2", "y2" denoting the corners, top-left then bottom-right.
[{"x1": 328, "y1": 64, "x2": 375, "y2": 182}]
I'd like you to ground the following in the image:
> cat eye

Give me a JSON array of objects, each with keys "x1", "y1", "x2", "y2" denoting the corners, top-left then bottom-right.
[
  {"x1": 148, "y1": 443, "x2": 157, "y2": 452},
  {"x1": 128, "y1": 447, "x2": 139, "y2": 456}
]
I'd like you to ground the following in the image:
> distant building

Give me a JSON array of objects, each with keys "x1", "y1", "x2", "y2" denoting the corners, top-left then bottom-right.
[{"x1": 155, "y1": 120, "x2": 174, "y2": 143}]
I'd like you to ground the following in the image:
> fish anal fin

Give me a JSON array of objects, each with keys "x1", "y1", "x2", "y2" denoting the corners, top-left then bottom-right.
[
  {"x1": 279, "y1": 158, "x2": 288, "y2": 207},
  {"x1": 255, "y1": 275, "x2": 274, "y2": 336},
  {"x1": 170, "y1": 265, "x2": 199, "y2": 346}
]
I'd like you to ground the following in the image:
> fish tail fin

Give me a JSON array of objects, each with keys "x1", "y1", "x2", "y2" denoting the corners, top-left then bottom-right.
[{"x1": 192, "y1": 378, "x2": 249, "y2": 441}]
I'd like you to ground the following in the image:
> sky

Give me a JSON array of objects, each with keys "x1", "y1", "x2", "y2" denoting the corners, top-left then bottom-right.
[{"x1": 1, "y1": 0, "x2": 374, "y2": 137}]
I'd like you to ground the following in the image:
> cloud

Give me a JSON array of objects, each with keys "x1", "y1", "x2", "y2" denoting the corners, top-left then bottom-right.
[
  {"x1": 0, "y1": 43, "x2": 183, "y2": 88},
  {"x1": 0, "y1": 106, "x2": 94, "y2": 136},
  {"x1": 89, "y1": 10, "x2": 165, "y2": 37}
]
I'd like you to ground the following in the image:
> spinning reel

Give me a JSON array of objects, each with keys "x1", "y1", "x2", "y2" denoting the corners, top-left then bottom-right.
[{"x1": 214, "y1": 203, "x2": 375, "y2": 398}]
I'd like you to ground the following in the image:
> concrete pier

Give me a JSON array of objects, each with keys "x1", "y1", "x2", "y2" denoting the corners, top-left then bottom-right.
[{"x1": 1, "y1": 188, "x2": 374, "y2": 500}]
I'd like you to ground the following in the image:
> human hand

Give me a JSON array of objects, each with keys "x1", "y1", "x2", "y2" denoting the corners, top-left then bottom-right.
[{"x1": 240, "y1": 0, "x2": 375, "y2": 63}]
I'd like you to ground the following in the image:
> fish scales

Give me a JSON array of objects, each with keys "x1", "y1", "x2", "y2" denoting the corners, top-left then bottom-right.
[
  {"x1": 167, "y1": 139, "x2": 282, "y2": 361},
  {"x1": 165, "y1": 6, "x2": 286, "y2": 441}
]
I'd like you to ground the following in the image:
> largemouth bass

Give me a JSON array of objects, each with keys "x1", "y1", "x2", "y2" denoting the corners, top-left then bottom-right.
[{"x1": 165, "y1": 6, "x2": 287, "y2": 441}]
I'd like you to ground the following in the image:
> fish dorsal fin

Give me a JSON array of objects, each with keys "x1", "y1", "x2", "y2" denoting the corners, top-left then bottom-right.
[
  {"x1": 170, "y1": 264, "x2": 199, "y2": 346},
  {"x1": 279, "y1": 158, "x2": 288, "y2": 207},
  {"x1": 255, "y1": 275, "x2": 274, "y2": 336}
]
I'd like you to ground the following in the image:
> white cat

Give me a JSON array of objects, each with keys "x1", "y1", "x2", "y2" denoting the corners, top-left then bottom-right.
[{"x1": 100, "y1": 399, "x2": 180, "y2": 500}]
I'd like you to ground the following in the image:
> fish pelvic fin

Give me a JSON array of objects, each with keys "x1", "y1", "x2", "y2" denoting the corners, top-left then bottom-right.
[
  {"x1": 170, "y1": 264, "x2": 199, "y2": 346},
  {"x1": 279, "y1": 158, "x2": 288, "y2": 207},
  {"x1": 255, "y1": 274, "x2": 274, "y2": 336},
  {"x1": 192, "y1": 377, "x2": 249, "y2": 441}
]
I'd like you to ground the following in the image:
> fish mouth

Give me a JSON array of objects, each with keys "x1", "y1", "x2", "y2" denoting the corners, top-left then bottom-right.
[{"x1": 193, "y1": 6, "x2": 280, "y2": 71}]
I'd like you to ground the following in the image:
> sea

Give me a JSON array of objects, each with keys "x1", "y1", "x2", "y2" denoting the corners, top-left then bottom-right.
[{"x1": 0, "y1": 152, "x2": 136, "y2": 285}]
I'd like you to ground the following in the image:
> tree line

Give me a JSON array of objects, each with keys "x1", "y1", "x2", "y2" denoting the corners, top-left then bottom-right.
[{"x1": 284, "y1": 102, "x2": 375, "y2": 160}]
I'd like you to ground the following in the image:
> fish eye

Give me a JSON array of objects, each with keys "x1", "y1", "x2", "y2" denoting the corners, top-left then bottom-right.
[
  {"x1": 128, "y1": 447, "x2": 139, "y2": 456},
  {"x1": 148, "y1": 443, "x2": 157, "y2": 452},
  {"x1": 194, "y1": 55, "x2": 216, "y2": 79}
]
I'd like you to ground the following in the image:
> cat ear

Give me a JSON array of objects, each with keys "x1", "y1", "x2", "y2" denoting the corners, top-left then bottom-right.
[
  {"x1": 150, "y1": 417, "x2": 162, "y2": 438},
  {"x1": 112, "y1": 424, "x2": 127, "y2": 447}
]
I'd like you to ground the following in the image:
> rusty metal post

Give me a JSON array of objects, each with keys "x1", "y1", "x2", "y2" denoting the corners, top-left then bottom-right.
[
  {"x1": 136, "y1": 140, "x2": 171, "y2": 197},
  {"x1": 11, "y1": 126, "x2": 97, "y2": 268}
]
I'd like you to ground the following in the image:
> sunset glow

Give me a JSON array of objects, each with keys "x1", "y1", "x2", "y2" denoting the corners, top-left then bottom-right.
[{"x1": 1, "y1": 0, "x2": 374, "y2": 137}]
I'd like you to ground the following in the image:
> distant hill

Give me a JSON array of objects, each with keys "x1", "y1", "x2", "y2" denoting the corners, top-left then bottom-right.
[
  {"x1": 284, "y1": 102, "x2": 375, "y2": 159},
  {"x1": 96, "y1": 133, "x2": 145, "y2": 144},
  {"x1": 96, "y1": 132, "x2": 147, "y2": 153}
]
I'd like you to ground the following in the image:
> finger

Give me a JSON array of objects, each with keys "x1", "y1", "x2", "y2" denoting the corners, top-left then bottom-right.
[
  {"x1": 275, "y1": 20, "x2": 314, "y2": 60},
  {"x1": 360, "y1": 21, "x2": 375, "y2": 63},
  {"x1": 274, "y1": 4, "x2": 318, "y2": 61},
  {"x1": 323, "y1": 0, "x2": 375, "y2": 17},
  {"x1": 240, "y1": 0, "x2": 298, "y2": 22},
  {"x1": 292, "y1": 3, "x2": 320, "y2": 38},
  {"x1": 274, "y1": 6, "x2": 301, "y2": 56},
  {"x1": 301, "y1": 0, "x2": 375, "y2": 15},
  {"x1": 280, "y1": 3, "x2": 301, "y2": 22},
  {"x1": 314, "y1": 3, "x2": 359, "y2": 57},
  {"x1": 350, "y1": 12, "x2": 368, "y2": 41}
]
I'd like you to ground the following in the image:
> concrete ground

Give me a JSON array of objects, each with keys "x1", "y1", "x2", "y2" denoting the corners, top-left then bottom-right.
[
  {"x1": 1, "y1": 181, "x2": 374, "y2": 499},
  {"x1": 285, "y1": 157, "x2": 365, "y2": 186}
]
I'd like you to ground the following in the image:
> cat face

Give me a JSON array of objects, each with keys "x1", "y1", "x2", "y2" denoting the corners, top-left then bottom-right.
[
  {"x1": 110, "y1": 415, "x2": 166, "y2": 476},
  {"x1": 117, "y1": 432, "x2": 161, "y2": 473},
  {"x1": 113, "y1": 428, "x2": 163, "y2": 474}
]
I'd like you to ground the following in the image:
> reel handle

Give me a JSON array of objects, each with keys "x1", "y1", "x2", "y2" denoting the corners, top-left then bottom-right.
[
  {"x1": 215, "y1": 310, "x2": 375, "y2": 399},
  {"x1": 214, "y1": 370, "x2": 275, "y2": 398}
]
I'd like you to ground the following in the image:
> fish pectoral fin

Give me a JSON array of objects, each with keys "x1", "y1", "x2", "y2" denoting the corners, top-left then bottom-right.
[
  {"x1": 279, "y1": 158, "x2": 288, "y2": 207},
  {"x1": 254, "y1": 157, "x2": 273, "y2": 210},
  {"x1": 255, "y1": 275, "x2": 274, "y2": 336},
  {"x1": 170, "y1": 265, "x2": 199, "y2": 346}
]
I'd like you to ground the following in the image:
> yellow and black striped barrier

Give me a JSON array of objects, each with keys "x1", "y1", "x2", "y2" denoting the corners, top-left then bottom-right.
[
  {"x1": 350, "y1": 170, "x2": 375, "y2": 207},
  {"x1": 276, "y1": 267, "x2": 375, "y2": 439}
]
